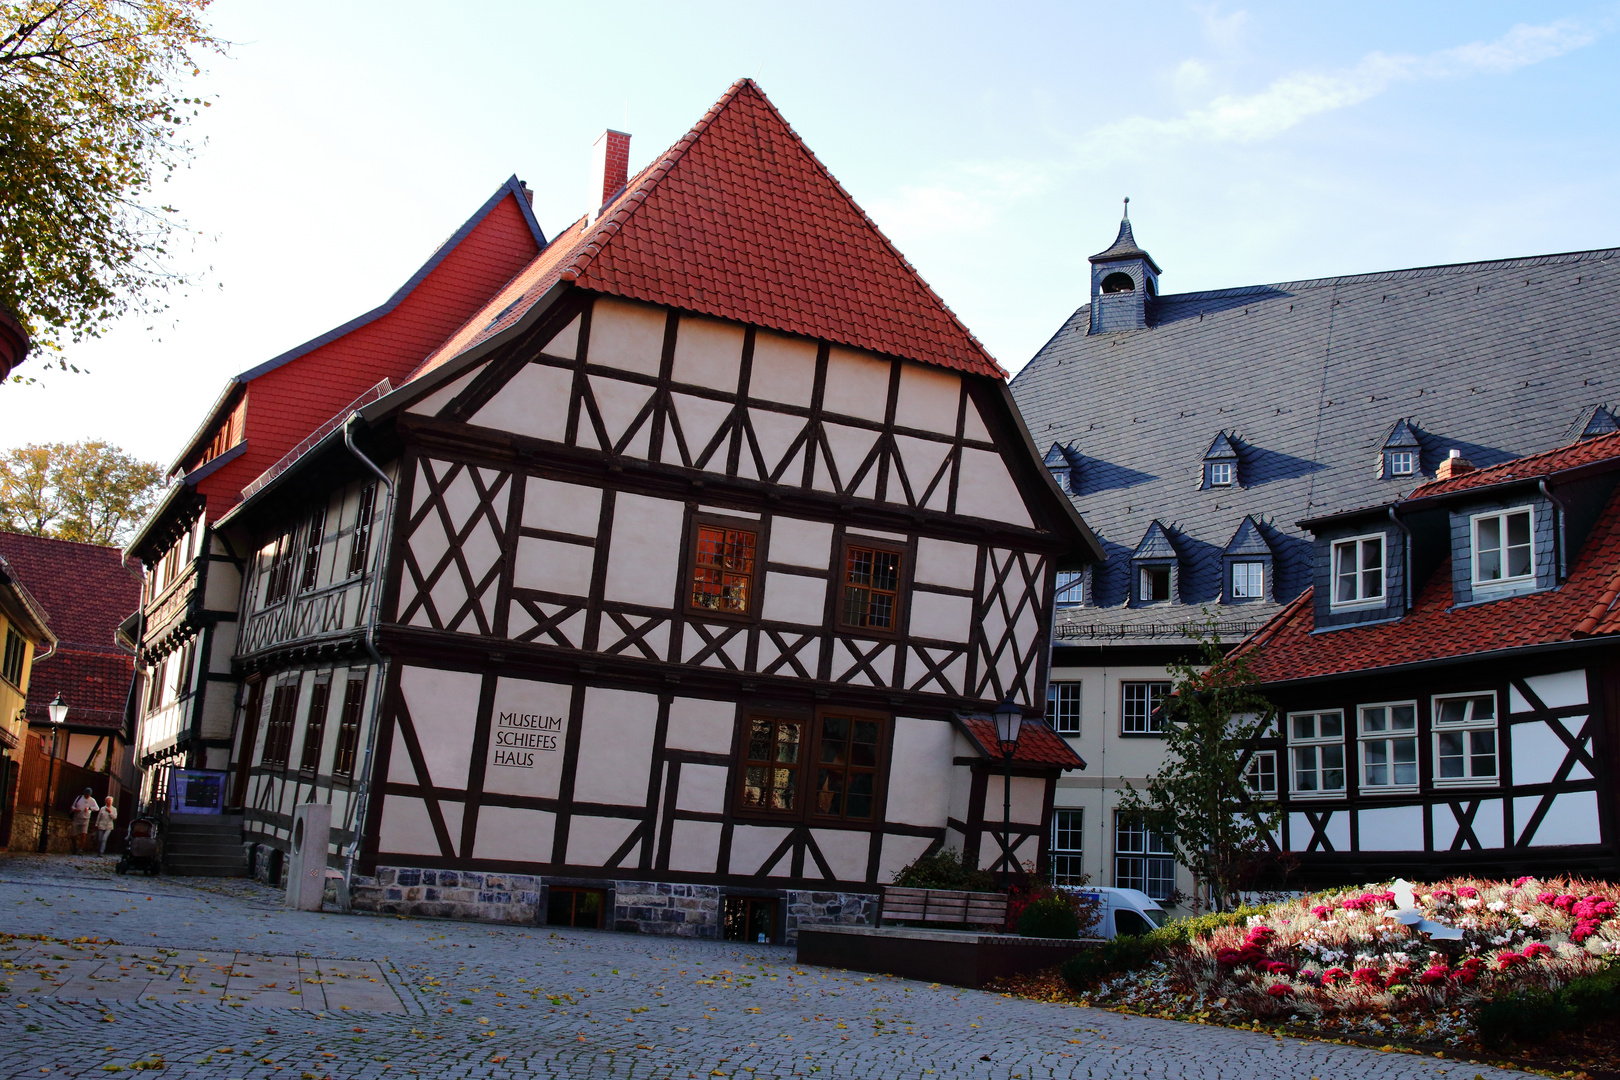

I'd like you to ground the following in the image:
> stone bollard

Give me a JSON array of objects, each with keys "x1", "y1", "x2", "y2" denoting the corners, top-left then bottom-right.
[{"x1": 286, "y1": 803, "x2": 332, "y2": 911}]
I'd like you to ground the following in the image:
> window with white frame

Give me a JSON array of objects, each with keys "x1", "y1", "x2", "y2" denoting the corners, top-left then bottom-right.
[
  {"x1": 1048, "y1": 681, "x2": 1081, "y2": 736},
  {"x1": 1138, "y1": 565, "x2": 1172, "y2": 603},
  {"x1": 1230, "y1": 561, "x2": 1265, "y2": 599},
  {"x1": 1244, "y1": 750, "x2": 1278, "y2": 799},
  {"x1": 1122, "y1": 681, "x2": 1171, "y2": 735},
  {"x1": 1115, "y1": 813, "x2": 1175, "y2": 901},
  {"x1": 1208, "y1": 461, "x2": 1234, "y2": 487},
  {"x1": 1472, "y1": 508, "x2": 1533, "y2": 587},
  {"x1": 1359, "y1": 702, "x2": 1419, "y2": 790},
  {"x1": 1331, "y1": 534, "x2": 1384, "y2": 607},
  {"x1": 1388, "y1": 450, "x2": 1416, "y2": 477},
  {"x1": 1054, "y1": 570, "x2": 1086, "y2": 609},
  {"x1": 1051, "y1": 809, "x2": 1084, "y2": 885},
  {"x1": 1288, "y1": 710, "x2": 1346, "y2": 796},
  {"x1": 1433, "y1": 692, "x2": 1498, "y2": 785}
]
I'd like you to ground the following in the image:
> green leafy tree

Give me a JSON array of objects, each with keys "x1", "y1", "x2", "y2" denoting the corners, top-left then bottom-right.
[
  {"x1": 0, "y1": 0, "x2": 224, "y2": 374},
  {"x1": 1116, "y1": 625, "x2": 1280, "y2": 912},
  {"x1": 0, "y1": 440, "x2": 165, "y2": 545}
]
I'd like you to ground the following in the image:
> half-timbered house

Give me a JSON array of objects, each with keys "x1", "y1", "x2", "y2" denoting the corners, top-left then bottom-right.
[
  {"x1": 214, "y1": 80, "x2": 1099, "y2": 940},
  {"x1": 1235, "y1": 430, "x2": 1620, "y2": 883}
]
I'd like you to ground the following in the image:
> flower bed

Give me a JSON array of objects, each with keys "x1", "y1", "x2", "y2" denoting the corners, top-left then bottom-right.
[{"x1": 1055, "y1": 876, "x2": 1620, "y2": 1052}]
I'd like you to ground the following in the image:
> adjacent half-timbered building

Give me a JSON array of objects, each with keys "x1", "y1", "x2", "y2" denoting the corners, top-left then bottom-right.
[
  {"x1": 216, "y1": 80, "x2": 1099, "y2": 940},
  {"x1": 1236, "y1": 430, "x2": 1620, "y2": 883}
]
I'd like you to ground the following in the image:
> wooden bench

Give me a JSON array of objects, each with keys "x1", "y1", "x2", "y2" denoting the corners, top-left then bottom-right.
[{"x1": 880, "y1": 886, "x2": 1007, "y2": 928}]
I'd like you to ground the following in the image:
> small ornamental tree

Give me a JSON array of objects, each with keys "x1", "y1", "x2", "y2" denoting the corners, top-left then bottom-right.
[
  {"x1": 1116, "y1": 624, "x2": 1280, "y2": 912},
  {"x1": 0, "y1": 440, "x2": 164, "y2": 545}
]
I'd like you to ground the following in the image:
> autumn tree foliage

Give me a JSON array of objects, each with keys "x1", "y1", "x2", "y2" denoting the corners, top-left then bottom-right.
[
  {"x1": 0, "y1": 440, "x2": 164, "y2": 545},
  {"x1": 0, "y1": 0, "x2": 224, "y2": 374}
]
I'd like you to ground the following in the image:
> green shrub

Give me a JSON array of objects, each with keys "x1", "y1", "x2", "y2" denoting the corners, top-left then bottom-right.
[
  {"x1": 1561, "y1": 962, "x2": 1620, "y2": 1020},
  {"x1": 1018, "y1": 896, "x2": 1080, "y2": 939},
  {"x1": 891, "y1": 848, "x2": 996, "y2": 892},
  {"x1": 1476, "y1": 963, "x2": 1620, "y2": 1045},
  {"x1": 1057, "y1": 904, "x2": 1271, "y2": 990}
]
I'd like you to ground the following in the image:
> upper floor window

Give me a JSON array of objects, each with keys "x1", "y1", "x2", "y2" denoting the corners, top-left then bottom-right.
[
  {"x1": 1244, "y1": 750, "x2": 1278, "y2": 799},
  {"x1": 298, "y1": 676, "x2": 332, "y2": 776},
  {"x1": 1, "y1": 628, "x2": 25, "y2": 687},
  {"x1": 1388, "y1": 450, "x2": 1416, "y2": 477},
  {"x1": 1138, "y1": 565, "x2": 1172, "y2": 603},
  {"x1": 332, "y1": 673, "x2": 368, "y2": 780},
  {"x1": 1122, "y1": 680, "x2": 1170, "y2": 735},
  {"x1": 260, "y1": 680, "x2": 300, "y2": 769},
  {"x1": 1472, "y1": 508, "x2": 1533, "y2": 587},
  {"x1": 840, "y1": 541, "x2": 903, "y2": 634},
  {"x1": 1048, "y1": 681, "x2": 1081, "y2": 736},
  {"x1": 1433, "y1": 692, "x2": 1498, "y2": 785},
  {"x1": 347, "y1": 483, "x2": 376, "y2": 578},
  {"x1": 1114, "y1": 813, "x2": 1174, "y2": 901},
  {"x1": 1288, "y1": 710, "x2": 1345, "y2": 797},
  {"x1": 1230, "y1": 561, "x2": 1264, "y2": 600},
  {"x1": 299, "y1": 507, "x2": 327, "y2": 593},
  {"x1": 264, "y1": 530, "x2": 295, "y2": 607},
  {"x1": 1208, "y1": 461, "x2": 1234, "y2": 487},
  {"x1": 688, "y1": 521, "x2": 758, "y2": 618},
  {"x1": 1331, "y1": 534, "x2": 1384, "y2": 608},
  {"x1": 1359, "y1": 702, "x2": 1418, "y2": 791},
  {"x1": 740, "y1": 715, "x2": 802, "y2": 812},
  {"x1": 1053, "y1": 570, "x2": 1086, "y2": 609},
  {"x1": 1051, "y1": 808, "x2": 1084, "y2": 886},
  {"x1": 738, "y1": 710, "x2": 887, "y2": 821}
]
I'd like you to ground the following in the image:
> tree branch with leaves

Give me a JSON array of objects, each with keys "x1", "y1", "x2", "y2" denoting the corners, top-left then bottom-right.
[
  {"x1": 1116, "y1": 623, "x2": 1281, "y2": 913},
  {"x1": 0, "y1": 439, "x2": 165, "y2": 545}
]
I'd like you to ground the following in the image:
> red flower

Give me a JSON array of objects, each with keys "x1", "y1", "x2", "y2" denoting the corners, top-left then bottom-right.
[
  {"x1": 1513, "y1": 876, "x2": 1535, "y2": 887},
  {"x1": 1322, "y1": 967, "x2": 1349, "y2": 985},
  {"x1": 1215, "y1": 947, "x2": 1243, "y2": 967},
  {"x1": 1554, "y1": 894, "x2": 1577, "y2": 912},
  {"x1": 1351, "y1": 967, "x2": 1382, "y2": 987},
  {"x1": 1245, "y1": 926, "x2": 1276, "y2": 945},
  {"x1": 1536, "y1": 891, "x2": 1558, "y2": 905},
  {"x1": 1522, "y1": 943, "x2": 1552, "y2": 959},
  {"x1": 1571, "y1": 920, "x2": 1600, "y2": 944},
  {"x1": 1264, "y1": 961, "x2": 1297, "y2": 977},
  {"x1": 1572, "y1": 897, "x2": 1615, "y2": 921},
  {"x1": 1310, "y1": 904, "x2": 1330, "y2": 920},
  {"x1": 1383, "y1": 965, "x2": 1413, "y2": 988},
  {"x1": 1456, "y1": 886, "x2": 1478, "y2": 899},
  {"x1": 1266, "y1": 984, "x2": 1293, "y2": 997},
  {"x1": 1496, "y1": 951, "x2": 1526, "y2": 970},
  {"x1": 1416, "y1": 964, "x2": 1449, "y2": 986}
]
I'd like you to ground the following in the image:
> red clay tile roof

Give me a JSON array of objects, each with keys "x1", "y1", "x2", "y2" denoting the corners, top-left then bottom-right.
[
  {"x1": 1411, "y1": 429, "x2": 1620, "y2": 499},
  {"x1": 414, "y1": 79, "x2": 1004, "y2": 382},
  {"x1": 1238, "y1": 482, "x2": 1620, "y2": 683},
  {"x1": 958, "y1": 716, "x2": 1085, "y2": 769},
  {"x1": 24, "y1": 649, "x2": 131, "y2": 729}
]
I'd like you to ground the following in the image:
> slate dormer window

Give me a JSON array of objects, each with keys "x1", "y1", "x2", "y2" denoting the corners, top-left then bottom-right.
[
  {"x1": 1201, "y1": 432, "x2": 1240, "y2": 490},
  {"x1": 1139, "y1": 565, "x2": 1171, "y2": 603},
  {"x1": 1330, "y1": 534, "x2": 1384, "y2": 608},
  {"x1": 1388, "y1": 451, "x2": 1416, "y2": 477},
  {"x1": 1230, "y1": 562, "x2": 1265, "y2": 599},
  {"x1": 1381, "y1": 419, "x2": 1422, "y2": 480},
  {"x1": 1471, "y1": 507, "x2": 1533, "y2": 589},
  {"x1": 1221, "y1": 516, "x2": 1274, "y2": 604},
  {"x1": 1131, "y1": 521, "x2": 1180, "y2": 605},
  {"x1": 1043, "y1": 443, "x2": 1079, "y2": 495},
  {"x1": 1054, "y1": 569, "x2": 1087, "y2": 609}
]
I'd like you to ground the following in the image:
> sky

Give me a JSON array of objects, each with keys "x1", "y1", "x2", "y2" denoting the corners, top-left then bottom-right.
[{"x1": 7, "y1": 1, "x2": 1620, "y2": 465}]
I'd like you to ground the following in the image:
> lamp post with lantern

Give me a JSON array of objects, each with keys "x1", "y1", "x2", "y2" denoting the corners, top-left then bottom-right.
[
  {"x1": 36, "y1": 694, "x2": 67, "y2": 853},
  {"x1": 991, "y1": 696, "x2": 1022, "y2": 890}
]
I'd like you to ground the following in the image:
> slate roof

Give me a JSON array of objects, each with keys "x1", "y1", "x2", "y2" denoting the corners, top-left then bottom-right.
[
  {"x1": 1013, "y1": 242, "x2": 1620, "y2": 643},
  {"x1": 1133, "y1": 521, "x2": 1180, "y2": 560},
  {"x1": 412, "y1": 79, "x2": 1005, "y2": 383},
  {"x1": 1091, "y1": 213, "x2": 1161, "y2": 272},
  {"x1": 957, "y1": 715, "x2": 1085, "y2": 769},
  {"x1": 1237, "y1": 433, "x2": 1620, "y2": 681},
  {"x1": 0, "y1": 533, "x2": 141, "y2": 730},
  {"x1": 1223, "y1": 516, "x2": 1272, "y2": 557}
]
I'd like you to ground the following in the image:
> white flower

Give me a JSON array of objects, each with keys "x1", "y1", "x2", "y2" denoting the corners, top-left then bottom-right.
[
  {"x1": 1461, "y1": 897, "x2": 1481, "y2": 909},
  {"x1": 1390, "y1": 952, "x2": 1410, "y2": 965},
  {"x1": 1517, "y1": 913, "x2": 1538, "y2": 927},
  {"x1": 1488, "y1": 901, "x2": 1508, "y2": 912}
]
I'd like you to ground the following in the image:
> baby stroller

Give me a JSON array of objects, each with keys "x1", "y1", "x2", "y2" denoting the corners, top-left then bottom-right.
[{"x1": 116, "y1": 817, "x2": 161, "y2": 876}]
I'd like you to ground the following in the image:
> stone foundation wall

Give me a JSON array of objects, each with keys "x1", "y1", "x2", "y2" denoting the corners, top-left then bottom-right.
[
  {"x1": 248, "y1": 843, "x2": 289, "y2": 888},
  {"x1": 345, "y1": 865, "x2": 878, "y2": 943}
]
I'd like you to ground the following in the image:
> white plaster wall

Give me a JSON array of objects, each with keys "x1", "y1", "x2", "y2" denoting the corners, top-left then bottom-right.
[
  {"x1": 542, "y1": 314, "x2": 581, "y2": 361},
  {"x1": 823, "y1": 424, "x2": 879, "y2": 490},
  {"x1": 915, "y1": 537, "x2": 977, "y2": 590},
  {"x1": 665, "y1": 696, "x2": 735, "y2": 753},
  {"x1": 749, "y1": 330, "x2": 817, "y2": 406},
  {"x1": 811, "y1": 829, "x2": 869, "y2": 881},
  {"x1": 908, "y1": 590, "x2": 971, "y2": 644},
  {"x1": 1516, "y1": 670, "x2": 1589, "y2": 711},
  {"x1": 890, "y1": 435, "x2": 953, "y2": 505},
  {"x1": 672, "y1": 316, "x2": 744, "y2": 392},
  {"x1": 573, "y1": 687, "x2": 658, "y2": 806},
  {"x1": 406, "y1": 364, "x2": 482, "y2": 417},
  {"x1": 565, "y1": 815, "x2": 637, "y2": 865},
  {"x1": 522, "y1": 476, "x2": 601, "y2": 536},
  {"x1": 470, "y1": 363, "x2": 574, "y2": 442},
  {"x1": 587, "y1": 376, "x2": 655, "y2": 457},
  {"x1": 955, "y1": 449, "x2": 1031, "y2": 527},
  {"x1": 1356, "y1": 804, "x2": 1424, "y2": 851},
  {"x1": 744, "y1": 409, "x2": 806, "y2": 481},
  {"x1": 471, "y1": 806, "x2": 556, "y2": 863},
  {"x1": 885, "y1": 717, "x2": 955, "y2": 827},
  {"x1": 894, "y1": 363, "x2": 960, "y2": 435},
  {"x1": 668, "y1": 393, "x2": 732, "y2": 463},
  {"x1": 379, "y1": 796, "x2": 462, "y2": 857},
  {"x1": 821, "y1": 347, "x2": 890, "y2": 423},
  {"x1": 961, "y1": 398, "x2": 992, "y2": 442},
  {"x1": 513, "y1": 537, "x2": 594, "y2": 596},
  {"x1": 669, "y1": 819, "x2": 723, "y2": 873},
  {"x1": 1518, "y1": 790, "x2": 1601, "y2": 846},
  {"x1": 769, "y1": 519, "x2": 833, "y2": 568},
  {"x1": 602, "y1": 494, "x2": 684, "y2": 606},
  {"x1": 397, "y1": 666, "x2": 480, "y2": 790},
  {"x1": 877, "y1": 835, "x2": 934, "y2": 884},
  {"x1": 1512, "y1": 719, "x2": 1584, "y2": 786},
  {"x1": 729, "y1": 824, "x2": 791, "y2": 875},
  {"x1": 588, "y1": 298, "x2": 665, "y2": 376},
  {"x1": 762, "y1": 572, "x2": 826, "y2": 626},
  {"x1": 482, "y1": 676, "x2": 573, "y2": 800},
  {"x1": 675, "y1": 764, "x2": 729, "y2": 814}
]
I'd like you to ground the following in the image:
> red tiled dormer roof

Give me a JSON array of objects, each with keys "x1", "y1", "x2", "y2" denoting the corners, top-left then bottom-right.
[
  {"x1": 957, "y1": 716, "x2": 1085, "y2": 770},
  {"x1": 1237, "y1": 483, "x2": 1620, "y2": 683},
  {"x1": 1411, "y1": 428, "x2": 1620, "y2": 499},
  {"x1": 414, "y1": 79, "x2": 1005, "y2": 382},
  {"x1": 0, "y1": 533, "x2": 140, "y2": 651}
]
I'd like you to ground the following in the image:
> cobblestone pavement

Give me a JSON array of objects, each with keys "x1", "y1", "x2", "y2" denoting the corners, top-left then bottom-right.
[{"x1": 0, "y1": 855, "x2": 1525, "y2": 1079}]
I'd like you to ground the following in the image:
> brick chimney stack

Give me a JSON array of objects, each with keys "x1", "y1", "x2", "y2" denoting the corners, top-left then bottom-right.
[
  {"x1": 587, "y1": 129, "x2": 631, "y2": 226},
  {"x1": 1436, "y1": 448, "x2": 1475, "y2": 480}
]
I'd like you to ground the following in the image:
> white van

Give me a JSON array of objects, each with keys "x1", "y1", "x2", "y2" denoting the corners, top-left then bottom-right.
[{"x1": 1067, "y1": 886, "x2": 1168, "y2": 939}]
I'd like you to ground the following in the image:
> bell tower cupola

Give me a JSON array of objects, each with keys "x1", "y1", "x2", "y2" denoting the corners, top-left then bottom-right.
[{"x1": 1088, "y1": 198, "x2": 1161, "y2": 334}]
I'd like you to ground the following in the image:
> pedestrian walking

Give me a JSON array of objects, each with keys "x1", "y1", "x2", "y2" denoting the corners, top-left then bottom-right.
[
  {"x1": 94, "y1": 797, "x2": 118, "y2": 855},
  {"x1": 69, "y1": 789, "x2": 95, "y2": 854}
]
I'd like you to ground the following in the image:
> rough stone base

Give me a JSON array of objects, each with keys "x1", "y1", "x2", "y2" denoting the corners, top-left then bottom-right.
[
  {"x1": 349, "y1": 867, "x2": 542, "y2": 923},
  {"x1": 248, "y1": 843, "x2": 289, "y2": 889},
  {"x1": 785, "y1": 889, "x2": 878, "y2": 942},
  {"x1": 611, "y1": 881, "x2": 720, "y2": 937}
]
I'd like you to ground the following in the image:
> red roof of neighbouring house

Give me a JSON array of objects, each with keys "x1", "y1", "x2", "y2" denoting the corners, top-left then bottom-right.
[
  {"x1": 0, "y1": 533, "x2": 141, "y2": 729},
  {"x1": 414, "y1": 79, "x2": 1005, "y2": 383},
  {"x1": 1238, "y1": 483, "x2": 1620, "y2": 683},
  {"x1": 1411, "y1": 429, "x2": 1620, "y2": 499},
  {"x1": 958, "y1": 716, "x2": 1085, "y2": 769}
]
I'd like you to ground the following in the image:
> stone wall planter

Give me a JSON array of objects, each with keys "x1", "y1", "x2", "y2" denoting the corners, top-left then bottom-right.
[{"x1": 797, "y1": 924, "x2": 1102, "y2": 989}]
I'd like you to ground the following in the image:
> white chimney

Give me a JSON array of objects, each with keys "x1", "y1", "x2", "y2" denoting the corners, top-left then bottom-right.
[{"x1": 586, "y1": 129, "x2": 631, "y2": 226}]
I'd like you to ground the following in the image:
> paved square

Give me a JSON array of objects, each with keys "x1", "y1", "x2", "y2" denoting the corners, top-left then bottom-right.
[{"x1": 0, "y1": 855, "x2": 1525, "y2": 1078}]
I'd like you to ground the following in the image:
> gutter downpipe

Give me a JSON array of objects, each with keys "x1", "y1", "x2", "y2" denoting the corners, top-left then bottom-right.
[
  {"x1": 338, "y1": 413, "x2": 396, "y2": 912},
  {"x1": 1387, "y1": 505, "x2": 1412, "y2": 610},
  {"x1": 1538, "y1": 478, "x2": 1570, "y2": 582}
]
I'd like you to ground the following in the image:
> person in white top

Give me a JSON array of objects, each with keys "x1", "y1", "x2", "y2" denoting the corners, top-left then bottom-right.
[
  {"x1": 94, "y1": 797, "x2": 118, "y2": 854},
  {"x1": 69, "y1": 789, "x2": 96, "y2": 854}
]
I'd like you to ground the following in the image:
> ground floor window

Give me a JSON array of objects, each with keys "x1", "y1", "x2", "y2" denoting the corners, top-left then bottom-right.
[
  {"x1": 1050, "y1": 808, "x2": 1084, "y2": 885},
  {"x1": 723, "y1": 896, "x2": 779, "y2": 944},
  {"x1": 547, "y1": 887, "x2": 605, "y2": 929},
  {"x1": 1115, "y1": 813, "x2": 1174, "y2": 901}
]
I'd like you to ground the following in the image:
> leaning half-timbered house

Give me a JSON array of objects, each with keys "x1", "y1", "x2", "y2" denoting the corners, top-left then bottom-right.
[
  {"x1": 216, "y1": 80, "x2": 1099, "y2": 940},
  {"x1": 1235, "y1": 430, "x2": 1620, "y2": 884}
]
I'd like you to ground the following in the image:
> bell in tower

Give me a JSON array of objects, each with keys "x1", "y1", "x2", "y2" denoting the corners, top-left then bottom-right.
[{"x1": 1088, "y1": 198, "x2": 1161, "y2": 334}]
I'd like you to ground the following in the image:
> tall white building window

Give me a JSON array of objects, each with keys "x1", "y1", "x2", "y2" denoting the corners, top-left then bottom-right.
[
  {"x1": 1121, "y1": 681, "x2": 1171, "y2": 735},
  {"x1": 1244, "y1": 750, "x2": 1277, "y2": 799},
  {"x1": 1433, "y1": 692, "x2": 1498, "y2": 785},
  {"x1": 1050, "y1": 809, "x2": 1084, "y2": 885},
  {"x1": 1472, "y1": 508, "x2": 1533, "y2": 587},
  {"x1": 1115, "y1": 813, "x2": 1175, "y2": 901},
  {"x1": 1230, "y1": 561, "x2": 1265, "y2": 599},
  {"x1": 1360, "y1": 702, "x2": 1419, "y2": 791},
  {"x1": 1208, "y1": 461, "x2": 1234, "y2": 487},
  {"x1": 1331, "y1": 535, "x2": 1385, "y2": 607},
  {"x1": 1288, "y1": 710, "x2": 1345, "y2": 796},
  {"x1": 1048, "y1": 681, "x2": 1081, "y2": 736}
]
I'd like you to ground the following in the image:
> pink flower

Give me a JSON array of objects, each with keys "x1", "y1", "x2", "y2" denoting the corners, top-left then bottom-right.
[
  {"x1": 1416, "y1": 964, "x2": 1449, "y2": 986},
  {"x1": 1537, "y1": 891, "x2": 1559, "y2": 905},
  {"x1": 1554, "y1": 894, "x2": 1578, "y2": 912},
  {"x1": 1572, "y1": 920, "x2": 1600, "y2": 944},
  {"x1": 1456, "y1": 885, "x2": 1478, "y2": 899},
  {"x1": 1573, "y1": 897, "x2": 1615, "y2": 921},
  {"x1": 1513, "y1": 876, "x2": 1535, "y2": 887},
  {"x1": 1266, "y1": 984, "x2": 1293, "y2": 997},
  {"x1": 1215, "y1": 947, "x2": 1243, "y2": 967},
  {"x1": 1310, "y1": 904, "x2": 1330, "y2": 920},
  {"x1": 1522, "y1": 943, "x2": 1552, "y2": 959},
  {"x1": 1264, "y1": 961, "x2": 1297, "y2": 977},
  {"x1": 1383, "y1": 965, "x2": 1413, "y2": 988},
  {"x1": 1322, "y1": 967, "x2": 1349, "y2": 985},
  {"x1": 1351, "y1": 967, "x2": 1382, "y2": 987},
  {"x1": 1496, "y1": 951, "x2": 1526, "y2": 970}
]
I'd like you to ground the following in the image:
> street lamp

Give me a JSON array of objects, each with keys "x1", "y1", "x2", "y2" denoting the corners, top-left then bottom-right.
[
  {"x1": 991, "y1": 696, "x2": 1022, "y2": 889},
  {"x1": 37, "y1": 694, "x2": 66, "y2": 853}
]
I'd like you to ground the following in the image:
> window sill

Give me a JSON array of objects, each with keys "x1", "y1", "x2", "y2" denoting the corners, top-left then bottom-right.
[
  {"x1": 1358, "y1": 786, "x2": 1421, "y2": 798},
  {"x1": 1451, "y1": 584, "x2": 1550, "y2": 609},
  {"x1": 1286, "y1": 791, "x2": 1347, "y2": 801},
  {"x1": 1118, "y1": 730, "x2": 1167, "y2": 739},
  {"x1": 1327, "y1": 597, "x2": 1387, "y2": 614},
  {"x1": 1432, "y1": 777, "x2": 1500, "y2": 790}
]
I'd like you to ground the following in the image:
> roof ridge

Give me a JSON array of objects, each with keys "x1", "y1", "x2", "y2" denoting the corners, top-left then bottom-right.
[
  {"x1": 1411, "y1": 427, "x2": 1620, "y2": 497},
  {"x1": 0, "y1": 530, "x2": 124, "y2": 554},
  {"x1": 1233, "y1": 585, "x2": 1312, "y2": 659}
]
